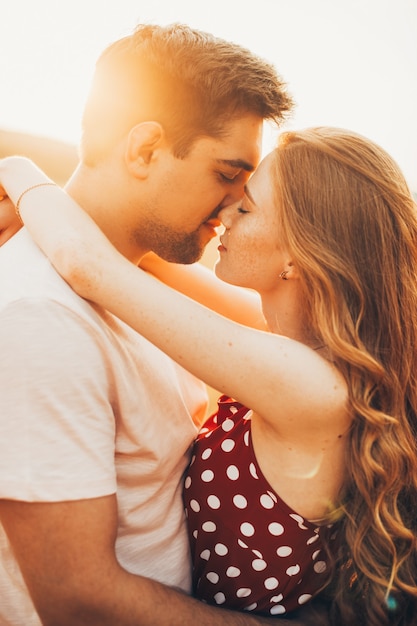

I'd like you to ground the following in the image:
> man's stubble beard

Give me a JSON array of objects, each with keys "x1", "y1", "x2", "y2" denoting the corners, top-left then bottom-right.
[{"x1": 132, "y1": 222, "x2": 205, "y2": 264}]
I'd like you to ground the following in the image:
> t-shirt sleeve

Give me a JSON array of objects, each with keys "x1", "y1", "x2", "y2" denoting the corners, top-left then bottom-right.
[{"x1": 0, "y1": 298, "x2": 117, "y2": 502}]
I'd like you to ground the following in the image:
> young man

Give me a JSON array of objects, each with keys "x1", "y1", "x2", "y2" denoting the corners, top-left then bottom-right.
[{"x1": 0, "y1": 23, "x2": 302, "y2": 626}]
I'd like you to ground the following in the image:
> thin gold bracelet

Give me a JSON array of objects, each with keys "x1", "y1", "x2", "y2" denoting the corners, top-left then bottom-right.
[{"x1": 15, "y1": 182, "x2": 57, "y2": 223}]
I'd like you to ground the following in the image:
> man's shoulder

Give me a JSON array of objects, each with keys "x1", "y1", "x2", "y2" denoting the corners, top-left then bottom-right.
[
  {"x1": 0, "y1": 230, "x2": 164, "y2": 356},
  {"x1": 0, "y1": 228, "x2": 96, "y2": 317}
]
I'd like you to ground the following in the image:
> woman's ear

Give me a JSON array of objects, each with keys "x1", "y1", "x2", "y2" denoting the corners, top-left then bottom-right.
[
  {"x1": 287, "y1": 261, "x2": 297, "y2": 277},
  {"x1": 279, "y1": 260, "x2": 299, "y2": 281},
  {"x1": 125, "y1": 122, "x2": 164, "y2": 178}
]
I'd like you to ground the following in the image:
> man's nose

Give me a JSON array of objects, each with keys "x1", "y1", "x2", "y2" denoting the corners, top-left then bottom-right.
[{"x1": 221, "y1": 180, "x2": 246, "y2": 208}]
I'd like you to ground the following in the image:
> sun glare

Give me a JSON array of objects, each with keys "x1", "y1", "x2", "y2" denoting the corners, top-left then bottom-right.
[{"x1": 2, "y1": 0, "x2": 416, "y2": 190}]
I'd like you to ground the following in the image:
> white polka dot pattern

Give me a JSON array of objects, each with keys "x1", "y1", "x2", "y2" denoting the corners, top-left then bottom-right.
[{"x1": 184, "y1": 396, "x2": 339, "y2": 616}]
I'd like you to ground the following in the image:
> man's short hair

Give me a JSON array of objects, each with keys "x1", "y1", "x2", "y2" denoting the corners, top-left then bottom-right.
[{"x1": 80, "y1": 23, "x2": 293, "y2": 164}]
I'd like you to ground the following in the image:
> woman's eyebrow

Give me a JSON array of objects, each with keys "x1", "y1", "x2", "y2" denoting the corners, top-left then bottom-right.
[{"x1": 244, "y1": 184, "x2": 257, "y2": 205}]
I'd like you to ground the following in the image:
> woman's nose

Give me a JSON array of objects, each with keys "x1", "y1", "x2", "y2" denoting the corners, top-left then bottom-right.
[{"x1": 218, "y1": 204, "x2": 234, "y2": 229}]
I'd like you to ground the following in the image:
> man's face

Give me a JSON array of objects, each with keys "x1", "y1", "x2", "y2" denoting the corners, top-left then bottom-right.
[{"x1": 133, "y1": 114, "x2": 263, "y2": 263}]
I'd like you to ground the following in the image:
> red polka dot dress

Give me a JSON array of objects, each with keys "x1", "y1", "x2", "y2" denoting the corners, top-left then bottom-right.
[{"x1": 184, "y1": 396, "x2": 339, "y2": 616}]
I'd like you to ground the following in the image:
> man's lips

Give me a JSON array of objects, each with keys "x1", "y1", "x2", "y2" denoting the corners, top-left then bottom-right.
[
  {"x1": 218, "y1": 236, "x2": 227, "y2": 252},
  {"x1": 201, "y1": 218, "x2": 222, "y2": 240},
  {"x1": 204, "y1": 218, "x2": 222, "y2": 229}
]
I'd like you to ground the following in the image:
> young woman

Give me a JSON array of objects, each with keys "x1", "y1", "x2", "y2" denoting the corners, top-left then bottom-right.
[{"x1": 1, "y1": 126, "x2": 417, "y2": 625}]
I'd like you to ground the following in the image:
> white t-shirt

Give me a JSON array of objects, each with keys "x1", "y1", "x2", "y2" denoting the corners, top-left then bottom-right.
[{"x1": 0, "y1": 229, "x2": 208, "y2": 625}]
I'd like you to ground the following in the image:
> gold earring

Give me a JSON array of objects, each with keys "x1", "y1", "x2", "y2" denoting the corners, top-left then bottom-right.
[{"x1": 279, "y1": 270, "x2": 289, "y2": 280}]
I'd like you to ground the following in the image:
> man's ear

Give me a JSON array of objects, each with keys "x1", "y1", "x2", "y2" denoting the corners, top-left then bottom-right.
[{"x1": 125, "y1": 122, "x2": 164, "y2": 178}]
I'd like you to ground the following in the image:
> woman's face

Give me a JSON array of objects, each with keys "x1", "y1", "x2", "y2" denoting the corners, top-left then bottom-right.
[{"x1": 215, "y1": 152, "x2": 289, "y2": 293}]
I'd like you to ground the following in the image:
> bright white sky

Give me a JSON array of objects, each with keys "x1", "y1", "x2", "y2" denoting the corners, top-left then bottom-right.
[{"x1": 2, "y1": 0, "x2": 417, "y2": 189}]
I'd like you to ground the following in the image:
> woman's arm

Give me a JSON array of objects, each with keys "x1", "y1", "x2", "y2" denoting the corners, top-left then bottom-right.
[
  {"x1": 139, "y1": 253, "x2": 267, "y2": 330},
  {"x1": 0, "y1": 156, "x2": 344, "y2": 434},
  {"x1": 69, "y1": 249, "x2": 344, "y2": 433},
  {"x1": 0, "y1": 157, "x2": 57, "y2": 206},
  {"x1": 0, "y1": 156, "x2": 265, "y2": 328}
]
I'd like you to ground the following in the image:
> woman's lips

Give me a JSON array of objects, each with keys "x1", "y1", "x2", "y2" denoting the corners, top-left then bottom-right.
[{"x1": 218, "y1": 237, "x2": 227, "y2": 252}]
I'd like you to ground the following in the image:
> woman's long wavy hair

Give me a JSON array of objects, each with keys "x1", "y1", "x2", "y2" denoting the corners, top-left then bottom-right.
[{"x1": 271, "y1": 127, "x2": 417, "y2": 625}]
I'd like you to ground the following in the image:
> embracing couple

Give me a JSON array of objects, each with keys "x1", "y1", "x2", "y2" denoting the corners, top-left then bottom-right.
[{"x1": 1, "y1": 22, "x2": 416, "y2": 626}]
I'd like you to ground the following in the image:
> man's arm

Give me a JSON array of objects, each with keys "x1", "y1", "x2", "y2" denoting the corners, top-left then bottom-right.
[
  {"x1": 0, "y1": 495, "x2": 324, "y2": 626},
  {"x1": 0, "y1": 301, "x2": 325, "y2": 625}
]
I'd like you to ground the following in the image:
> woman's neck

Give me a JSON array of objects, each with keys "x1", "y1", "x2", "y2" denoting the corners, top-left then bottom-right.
[{"x1": 261, "y1": 289, "x2": 316, "y2": 347}]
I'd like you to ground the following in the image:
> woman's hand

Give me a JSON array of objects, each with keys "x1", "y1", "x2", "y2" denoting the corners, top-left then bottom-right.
[
  {"x1": 0, "y1": 194, "x2": 22, "y2": 246},
  {"x1": 0, "y1": 155, "x2": 46, "y2": 247}
]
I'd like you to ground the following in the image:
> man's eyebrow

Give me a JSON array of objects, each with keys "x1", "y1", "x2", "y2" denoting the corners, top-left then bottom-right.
[{"x1": 216, "y1": 158, "x2": 256, "y2": 172}]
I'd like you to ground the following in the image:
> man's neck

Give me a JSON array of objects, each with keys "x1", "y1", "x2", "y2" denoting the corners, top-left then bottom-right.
[{"x1": 64, "y1": 164, "x2": 147, "y2": 266}]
